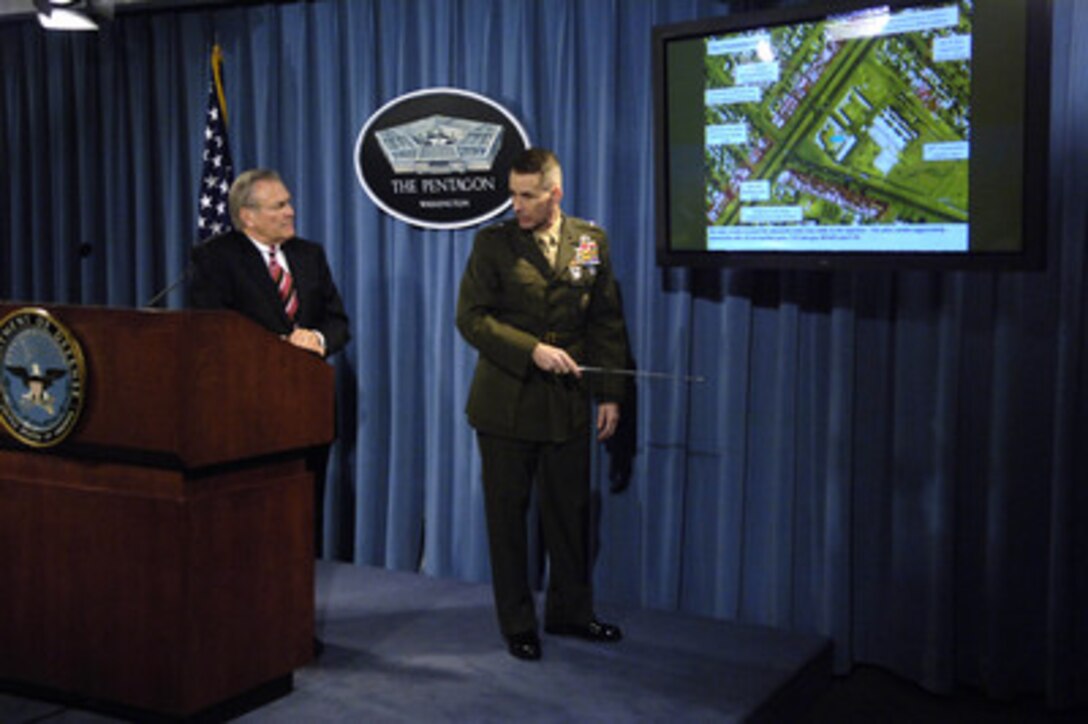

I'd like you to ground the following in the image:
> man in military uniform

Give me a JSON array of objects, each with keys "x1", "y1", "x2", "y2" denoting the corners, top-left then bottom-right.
[{"x1": 456, "y1": 148, "x2": 629, "y2": 661}]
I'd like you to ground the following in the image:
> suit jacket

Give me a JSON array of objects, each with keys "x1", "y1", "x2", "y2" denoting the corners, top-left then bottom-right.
[
  {"x1": 190, "y1": 230, "x2": 350, "y2": 355},
  {"x1": 456, "y1": 215, "x2": 629, "y2": 442}
]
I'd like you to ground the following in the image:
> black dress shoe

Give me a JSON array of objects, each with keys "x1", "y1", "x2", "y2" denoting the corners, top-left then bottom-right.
[
  {"x1": 544, "y1": 618, "x2": 623, "y2": 642},
  {"x1": 506, "y1": 630, "x2": 542, "y2": 661}
]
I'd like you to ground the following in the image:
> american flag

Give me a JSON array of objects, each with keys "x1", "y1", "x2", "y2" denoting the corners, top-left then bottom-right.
[{"x1": 197, "y1": 44, "x2": 235, "y2": 242}]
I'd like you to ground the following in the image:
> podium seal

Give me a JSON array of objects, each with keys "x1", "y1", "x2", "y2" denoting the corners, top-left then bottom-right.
[{"x1": 0, "y1": 307, "x2": 86, "y2": 448}]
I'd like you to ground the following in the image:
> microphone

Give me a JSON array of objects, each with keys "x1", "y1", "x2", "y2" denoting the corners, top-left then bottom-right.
[
  {"x1": 144, "y1": 262, "x2": 194, "y2": 308},
  {"x1": 144, "y1": 234, "x2": 218, "y2": 308}
]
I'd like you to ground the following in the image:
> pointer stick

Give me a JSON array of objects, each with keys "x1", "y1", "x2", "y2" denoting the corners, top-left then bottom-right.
[{"x1": 578, "y1": 366, "x2": 706, "y2": 383}]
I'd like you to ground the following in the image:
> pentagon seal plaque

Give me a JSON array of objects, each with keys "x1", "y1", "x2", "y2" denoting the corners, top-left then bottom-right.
[{"x1": 355, "y1": 87, "x2": 531, "y2": 230}]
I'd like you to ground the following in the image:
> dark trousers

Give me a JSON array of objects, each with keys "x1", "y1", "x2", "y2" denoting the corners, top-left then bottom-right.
[
  {"x1": 477, "y1": 432, "x2": 594, "y2": 637},
  {"x1": 308, "y1": 445, "x2": 330, "y2": 556}
]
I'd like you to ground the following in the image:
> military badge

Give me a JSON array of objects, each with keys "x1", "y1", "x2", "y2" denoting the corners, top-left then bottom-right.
[
  {"x1": 575, "y1": 235, "x2": 600, "y2": 266},
  {"x1": 566, "y1": 234, "x2": 601, "y2": 284},
  {"x1": 0, "y1": 307, "x2": 86, "y2": 448}
]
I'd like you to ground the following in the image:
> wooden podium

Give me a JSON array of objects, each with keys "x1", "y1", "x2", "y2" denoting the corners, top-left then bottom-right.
[{"x1": 0, "y1": 304, "x2": 334, "y2": 718}]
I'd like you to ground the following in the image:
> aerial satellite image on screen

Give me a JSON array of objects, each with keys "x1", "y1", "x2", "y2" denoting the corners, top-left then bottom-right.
[{"x1": 703, "y1": 2, "x2": 971, "y2": 243}]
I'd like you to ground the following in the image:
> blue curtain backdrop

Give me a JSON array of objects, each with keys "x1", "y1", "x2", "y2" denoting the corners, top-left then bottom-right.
[{"x1": 1, "y1": 0, "x2": 1084, "y2": 708}]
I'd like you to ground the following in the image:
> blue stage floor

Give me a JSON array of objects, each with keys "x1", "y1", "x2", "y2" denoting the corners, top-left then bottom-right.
[{"x1": 2, "y1": 561, "x2": 831, "y2": 722}]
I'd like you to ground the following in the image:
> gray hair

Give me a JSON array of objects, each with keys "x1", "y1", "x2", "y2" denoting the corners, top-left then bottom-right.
[{"x1": 228, "y1": 169, "x2": 283, "y2": 228}]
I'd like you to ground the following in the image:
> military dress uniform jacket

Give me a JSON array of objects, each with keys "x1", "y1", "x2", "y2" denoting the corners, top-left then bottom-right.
[{"x1": 456, "y1": 215, "x2": 629, "y2": 443}]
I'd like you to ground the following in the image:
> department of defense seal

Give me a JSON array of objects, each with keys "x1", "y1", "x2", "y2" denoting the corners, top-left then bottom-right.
[{"x1": 0, "y1": 307, "x2": 86, "y2": 448}]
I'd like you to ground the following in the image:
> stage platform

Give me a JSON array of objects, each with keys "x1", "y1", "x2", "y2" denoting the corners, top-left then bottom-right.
[{"x1": 1, "y1": 560, "x2": 831, "y2": 722}]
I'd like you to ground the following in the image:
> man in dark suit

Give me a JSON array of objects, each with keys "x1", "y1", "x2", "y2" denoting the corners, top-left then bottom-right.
[
  {"x1": 456, "y1": 148, "x2": 630, "y2": 661},
  {"x1": 190, "y1": 168, "x2": 349, "y2": 357},
  {"x1": 190, "y1": 169, "x2": 349, "y2": 606}
]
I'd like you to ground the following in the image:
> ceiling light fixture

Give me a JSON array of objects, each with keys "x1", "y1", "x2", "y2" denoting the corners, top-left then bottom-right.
[
  {"x1": 37, "y1": 9, "x2": 98, "y2": 30},
  {"x1": 34, "y1": 0, "x2": 101, "y2": 32}
]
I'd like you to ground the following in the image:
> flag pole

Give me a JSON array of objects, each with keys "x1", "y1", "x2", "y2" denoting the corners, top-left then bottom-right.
[{"x1": 211, "y1": 44, "x2": 228, "y2": 128}]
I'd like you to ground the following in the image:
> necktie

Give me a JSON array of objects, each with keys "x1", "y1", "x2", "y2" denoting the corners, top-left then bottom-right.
[
  {"x1": 268, "y1": 248, "x2": 299, "y2": 321},
  {"x1": 539, "y1": 235, "x2": 558, "y2": 268}
]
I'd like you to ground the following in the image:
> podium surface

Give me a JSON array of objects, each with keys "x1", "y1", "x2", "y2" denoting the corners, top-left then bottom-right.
[{"x1": 0, "y1": 304, "x2": 334, "y2": 718}]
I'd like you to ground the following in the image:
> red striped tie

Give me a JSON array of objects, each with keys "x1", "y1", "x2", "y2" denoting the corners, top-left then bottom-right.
[{"x1": 268, "y1": 248, "x2": 299, "y2": 321}]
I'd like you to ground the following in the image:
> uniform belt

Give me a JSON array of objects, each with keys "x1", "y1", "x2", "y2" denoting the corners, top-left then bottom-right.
[{"x1": 541, "y1": 331, "x2": 577, "y2": 346}]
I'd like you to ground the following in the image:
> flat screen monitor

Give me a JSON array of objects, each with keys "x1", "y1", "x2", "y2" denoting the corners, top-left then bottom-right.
[{"x1": 653, "y1": 0, "x2": 1051, "y2": 269}]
